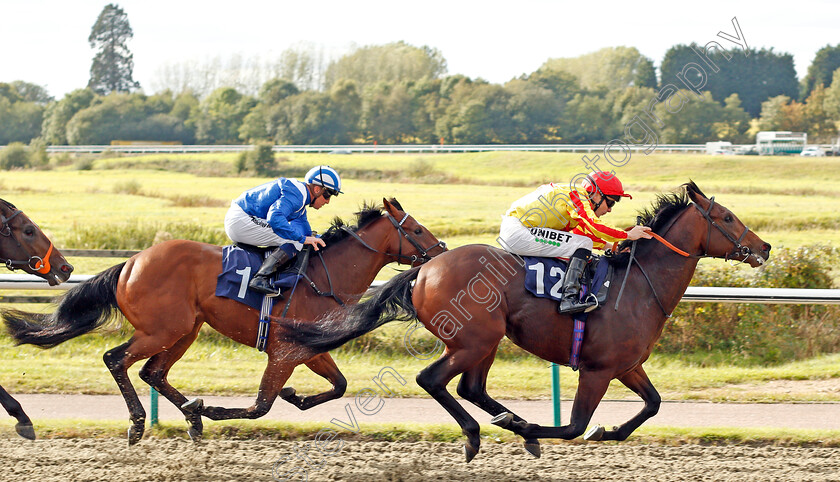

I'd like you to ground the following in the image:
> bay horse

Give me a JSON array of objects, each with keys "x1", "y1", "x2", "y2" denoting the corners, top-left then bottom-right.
[
  {"x1": 0, "y1": 199, "x2": 74, "y2": 439},
  {"x1": 282, "y1": 182, "x2": 772, "y2": 461},
  {"x1": 3, "y1": 198, "x2": 445, "y2": 445}
]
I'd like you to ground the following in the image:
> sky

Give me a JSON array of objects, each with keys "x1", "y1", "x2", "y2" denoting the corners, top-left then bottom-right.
[{"x1": 2, "y1": 0, "x2": 839, "y2": 99}]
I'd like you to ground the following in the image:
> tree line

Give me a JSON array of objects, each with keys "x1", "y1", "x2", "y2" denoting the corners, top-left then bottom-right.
[{"x1": 4, "y1": 3, "x2": 840, "y2": 148}]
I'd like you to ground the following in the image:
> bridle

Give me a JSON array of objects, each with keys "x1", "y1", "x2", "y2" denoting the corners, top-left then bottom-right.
[
  {"x1": 341, "y1": 211, "x2": 446, "y2": 265},
  {"x1": 282, "y1": 210, "x2": 446, "y2": 313},
  {"x1": 693, "y1": 197, "x2": 753, "y2": 262},
  {"x1": 0, "y1": 207, "x2": 54, "y2": 274},
  {"x1": 614, "y1": 197, "x2": 755, "y2": 317}
]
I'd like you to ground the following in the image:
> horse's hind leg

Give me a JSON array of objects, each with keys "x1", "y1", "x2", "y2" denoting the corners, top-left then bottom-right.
[
  {"x1": 139, "y1": 323, "x2": 204, "y2": 441},
  {"x1": 593, "y1": 365, "x2": 661, "y2": 442},
  {"x1": 0, "y1": 384, "x2": 35, "y2": 440},
  {"x1": 280, "y1": 353, "x2": 347, "y2": 410},
  {"x1": 103, "y1": 339, "x2": 149, "y2": 445},
  {"x1": 456, "y1": 346, "x2": 541, "y2": 457},
  {"x1": 417, "y1": 347, "x2": 495, "y2": 463}
]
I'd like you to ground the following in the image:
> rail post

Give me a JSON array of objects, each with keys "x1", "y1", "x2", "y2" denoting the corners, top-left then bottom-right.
[{"x1": 551, "y1": 363, "x2": 561, "y2": 425}]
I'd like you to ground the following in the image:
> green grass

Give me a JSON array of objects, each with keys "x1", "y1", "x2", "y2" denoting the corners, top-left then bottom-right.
[
  {"x1": 5, "y1": 152, "x2": 840, "y2": 250},
  {"x1": 2, "y1": 418, "x2": 839, "y2": 446}
]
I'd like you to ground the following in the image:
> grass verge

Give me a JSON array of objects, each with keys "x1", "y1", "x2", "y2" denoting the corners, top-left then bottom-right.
[{"x1": 2, "y1": 419, "x2": 839, "y2": 446}]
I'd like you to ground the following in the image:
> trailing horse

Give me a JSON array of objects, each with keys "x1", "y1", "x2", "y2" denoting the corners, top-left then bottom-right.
[
  {"x1": 3, "y1": 199, "x2": 445, "y2": 445},
  {"x1": 0, "y1": 199, "x2": 73, "y2": 440},
  {"x1": 282, "y1": 182, "x2": 771, "y2": 461}
]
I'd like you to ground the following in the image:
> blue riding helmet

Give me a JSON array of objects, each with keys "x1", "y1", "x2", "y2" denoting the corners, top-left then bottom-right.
[{"x1": 304, "y1": 165, "x2": 343, "y2": 196}]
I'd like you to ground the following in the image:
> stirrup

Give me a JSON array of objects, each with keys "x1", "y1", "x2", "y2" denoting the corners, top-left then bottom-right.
[{"x1": 249, "y1": 276, "x2": 284, "y2": 298}]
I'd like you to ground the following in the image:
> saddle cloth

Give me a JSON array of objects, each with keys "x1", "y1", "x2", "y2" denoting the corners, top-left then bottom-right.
[
  {"x1": 215, "y1": 245, "x2": 301, "y2": 310},
  {"x1": 523, "y1": 256, "x2": 611, "y2": 304}
]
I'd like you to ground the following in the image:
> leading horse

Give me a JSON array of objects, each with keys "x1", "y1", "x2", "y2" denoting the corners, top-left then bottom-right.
[
  {"x1": 0, "y1": 199, "x2": 73, "y2": 439},
  {"x1": 282, "y1": 182, "x2": 772, "y2": 461},
  {"x1": 3, "y1": 198, "x2": 445, "y2": 444}
]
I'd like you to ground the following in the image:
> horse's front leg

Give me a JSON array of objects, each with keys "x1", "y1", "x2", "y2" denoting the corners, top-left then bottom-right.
[
  {"x1": 588, "y1": 365, "x2": 661, "y2": 441},
  {"x1": 280, "y1": 353, "x2": 347, "y2": 410},
  {"x1": 495, "y1": 368, "x2": 612, "y2": 440},
  {"x1": 0, "y1": 384, "x2": 35, "y2": 440}
]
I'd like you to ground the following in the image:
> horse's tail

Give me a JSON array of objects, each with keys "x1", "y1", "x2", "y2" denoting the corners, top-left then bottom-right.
[
  {"x1": 284, "y1": 265, "x2": 422, "y2": 353},
  {"x1": 3, "y1": 262, "x2": 125, "y2": 348}
]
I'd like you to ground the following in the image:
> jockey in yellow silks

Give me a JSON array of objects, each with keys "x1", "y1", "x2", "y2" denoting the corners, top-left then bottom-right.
[{"x1": 499, "y1": 171, "x2": 652, "y2": 313}]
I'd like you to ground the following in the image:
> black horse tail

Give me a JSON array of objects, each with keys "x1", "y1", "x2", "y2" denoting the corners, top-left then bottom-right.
[
  {"x1": 284, "y1": 266, "x2": 422, "y2": 353},
  {"x1": 3, "y1": 262, "x2": 125, "y2": 348}
]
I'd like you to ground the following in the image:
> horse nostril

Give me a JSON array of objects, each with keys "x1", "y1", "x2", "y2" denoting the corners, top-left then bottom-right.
[
  {"x1": 61, "y1": 264, "x2": 74, "y2": 273},
  {"x1": 762, "y1": 243, "x2": 771, "y2": 253}
]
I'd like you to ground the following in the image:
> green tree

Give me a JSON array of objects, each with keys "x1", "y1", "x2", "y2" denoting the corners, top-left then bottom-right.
[
  {"x1": 660, "y1": 44, "x2": 798, "y2": 117},
  {"x1": 324, "y1": 42, "x2": 446, "y2": 91},
  {"x1": 803, "y1": 84, "x2": 837, "y2": 142},
  {"x1": 41, "y1": 89, "x2": 96, "y2": 144},
  {"x1": 362, "y1": 81, "x2": 414, "y2": 143},
  {"x1": 756, "y1": 95, "x2": 809, "y2": 133},
  {"x1": 239, "y1": 79, "x2": 302, "y2": 142},
  {"x1": 823, "y1": 68, "x2": 840, "y2": 120},
  {"x1": 87, "y1": 4, "x2": 140, "y2": 95},
  {"x1": 540, "y1": 47, "x2": 656, "y2": 90},
  {"x1": 9, "y1": 81, "x2": 53, "y2": 103},
  {"x1": 654, "y1": 90, "x2": 749, "y2": 143},
  {"x1": 65, "y1": 92, "x2": 193, "y2": 145},
  {"x1": 189, "y1": 87, "x2": 255, "y2": 144},
  {"x1": 0, "y1": 87, "x2": 45, "y2": 145},
  {"x1": 801, "y1": 44, "x2": 840, "y2": 99}
]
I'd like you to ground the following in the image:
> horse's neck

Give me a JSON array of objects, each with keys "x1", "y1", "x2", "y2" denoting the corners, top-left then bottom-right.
[
  {"x1": 313, "y1": 226, "x2": 391, "y2": 296},
  {"x1": 632, "y1": 211, "x2": 703, "y2": 317}
]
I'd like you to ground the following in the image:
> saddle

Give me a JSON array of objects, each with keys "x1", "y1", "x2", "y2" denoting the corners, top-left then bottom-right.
[{"x1": 522, "y1": 254, "x2": 613, "y2": 311}]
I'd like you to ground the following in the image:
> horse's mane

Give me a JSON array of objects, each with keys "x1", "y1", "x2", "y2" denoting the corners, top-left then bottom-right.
[
  {"x1": 610, "y1": 181, "x2": 703, "y2": 264},
  {"x1": 318, "y1": 198, "x2": 403, "y2": 251}
]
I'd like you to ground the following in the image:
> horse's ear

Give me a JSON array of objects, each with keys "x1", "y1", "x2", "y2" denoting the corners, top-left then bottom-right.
[
  {"x1": 684, "y1": 180, "x2": 708, "y2": 205},
  {"x1": 382, "y1": 197, "x2": 404, "y2": 215}
]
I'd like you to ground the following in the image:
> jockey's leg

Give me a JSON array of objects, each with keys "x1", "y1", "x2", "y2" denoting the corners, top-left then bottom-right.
[
  {"x1": 558, "y1": 248, "x2": 597, "y2": 314},
  {"x1": 249, "y1": 244, "x2": 296, "y2": 296}
]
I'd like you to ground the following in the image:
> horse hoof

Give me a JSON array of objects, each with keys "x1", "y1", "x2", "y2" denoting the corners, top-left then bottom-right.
[
  {"x1": 490, "y1": 412, "x2": 514, "y2": 428},
  {"x1": 524, "y1": 440, "x2": 541, "y2": 458},
  {"x1": 181, "y1": 398, "x2": 204, "y2": 413},
  {"x1": 464, "y1": 442, "x2": 479, "y2": 463},
  {"x1": 583, "y1": 425, "x2": 605, "y2": 441},
  {"x1": 279, "y1": 387, "x2": 297, "y2": 402},
  {"x1": 188, "y1": 425, "x2": 203, "y2": 443},
  {"x1": 127, "y1": 423, "x2": 145, "y2": 445},
  {"x1": 15, "y1": 422, "x2": 35, "y2": 440}
]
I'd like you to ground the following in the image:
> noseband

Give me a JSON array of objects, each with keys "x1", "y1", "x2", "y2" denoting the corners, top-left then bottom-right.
[
  {"x1": 0, "y1": 208, "x2": 54, "y2": 274},
  {"x1": 342, "y1": 212, "x2": 446, "y2": 265}
]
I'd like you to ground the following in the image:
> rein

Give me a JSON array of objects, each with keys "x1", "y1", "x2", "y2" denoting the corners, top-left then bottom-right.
[
  {"x1": 0, "y1": 208, "x2": 53, "y2": 274},
  {"x1": 294, "y1": 210, "x2": 445, "y2": 308},
  {"x1": 613, "y1": 199, "x2": 754, "y2": 317},
  {"x1": 340, "y1": 212, "x2": 446, "y2": 265}
]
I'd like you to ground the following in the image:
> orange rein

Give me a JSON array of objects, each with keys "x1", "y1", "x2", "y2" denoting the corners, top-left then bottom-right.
[{"x1": 649, "y1": 232, "x2": 690, "y2": 257}]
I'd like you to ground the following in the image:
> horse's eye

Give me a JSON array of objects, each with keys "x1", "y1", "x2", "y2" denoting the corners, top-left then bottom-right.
[
  {"x1": 414, "y1": 228, "x2": 423, "y2": 235},
  {"x1": 24, "y1": 226, "x2": 34, "y2": 236},
  {"x1": 724, "y1": 215, "x2": 733, "y2": 223}
]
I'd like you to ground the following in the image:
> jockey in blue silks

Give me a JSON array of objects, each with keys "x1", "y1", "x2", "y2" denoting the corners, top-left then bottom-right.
[{"x1": 224, "y1": 165, "x2": 343, "y2": 296}]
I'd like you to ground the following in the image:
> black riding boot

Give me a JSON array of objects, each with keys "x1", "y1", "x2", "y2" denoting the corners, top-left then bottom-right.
[
  {"x1": 557, "y1": 251, "x2": 597, "y2": 314},
  {"x1": 248, "y1": 248, "x2": 292, "y2": 296}
]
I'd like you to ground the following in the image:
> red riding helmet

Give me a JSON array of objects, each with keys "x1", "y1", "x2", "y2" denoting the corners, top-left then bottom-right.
[{"x1": 583, "y1": 171, "x2": 632, "y2": 199}]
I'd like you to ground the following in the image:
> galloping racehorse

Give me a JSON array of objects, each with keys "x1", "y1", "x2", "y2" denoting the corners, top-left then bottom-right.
[
  {"x1": 3, "y1": 199, "x2": 445, "y2": 444},
  {"x1": 282, "y1": 182, "x2": 772, "y2": 461},
  {"x1": 0, "y1": 199, "x2": 73, "y2": 439}
]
